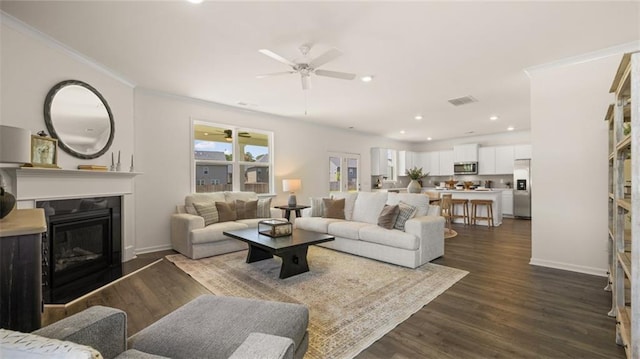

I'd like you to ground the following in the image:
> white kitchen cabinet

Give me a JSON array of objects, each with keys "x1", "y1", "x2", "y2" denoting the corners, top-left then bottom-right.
[
  {"x1": 514, "y1": 144, "x2": 532, "y2": 159},
  {"x1": 495, "y1": 146, "x2": 515, "y2": 174},
  {"x1": 414, "y1": 152, "x2": 428, "y2": 174},
  {"x1": 501, "y1": 190, "x2": 514, "y2": 216},
  {"x1": 398, "y1": 150, "x2": 416, "y2": 175},
  {"x1": 453, "y1": 144, "x2": 479, "y2": 162},
  {"x1": 439, "y1": 150, "x2": 454, "y2": 176},
  {"x1": 478, "y1": 147, "x2": 496, "y2": 175},
  {"x1": 370, "y1": 147, "x2": 388, "y2": 176}
]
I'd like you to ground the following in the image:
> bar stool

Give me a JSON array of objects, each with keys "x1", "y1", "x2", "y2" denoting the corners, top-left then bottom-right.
[
  {"x1": 450, "y1": 198, "x2": 470, "y2": 225},
  {"x1": 440, "y1": 194, "x2": 453, "y2": 234},
  {"x1": 470, "y1": 199, "x2": 494, "y2": 227},
  {"x1": 425, "y1": 191, "x2": 441, "y2": 206}
]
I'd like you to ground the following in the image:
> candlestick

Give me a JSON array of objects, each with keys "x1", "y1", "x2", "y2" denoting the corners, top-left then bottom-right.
[
  {"x1": 130, "y1": 154, "x2": 135, "y2": 173},
  {"x1": 116, "y1": 150, "x2": 122, "y2": 172},
  {"x1": 110, "y1": 152, "x2": 115, "y2": 171}
]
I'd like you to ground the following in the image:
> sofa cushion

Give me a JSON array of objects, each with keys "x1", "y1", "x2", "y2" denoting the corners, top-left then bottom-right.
[
  {"x1": 330, "y1": 192, "x2": 358, "y2": 220},
  {"x1": 257, "y1": 198, "x2": 272, "y2": 218},
  {"x1": 394, "y1": 201, "x2": 418, "y2": 231},
  {"x1": 386, "y1": 193, "x2": 430, "y2": 217},
  {"x1": 352, "y1": 192, "x2": 388, "y2": 225},
  {"x1": 295, "y1": 217, "x2": 342, "y2": 233},
  {"x1": 377, "y1": 204, "x2": 400, "y2": 229},
  {"x1": 191, "y1": 221, "x2": 248, "y2": 244},
  {"x1": 235, "y1": 218, "x2": 266, "y2": 228},
  {"x1": 185, "y1": 192, "x2": 226, "y2": 215},
  {"x1": 359, "y1": 226, "x2": 420, "y2": 251},
  {"x1": 327, "y1": 221, "x2": 369, "y2": 239},
  {"x1": 235, "y1": 200, "x2": 257, "y2": 219},
  {"x1": 0, "y1": 329, "x2": 103, "y2": 359},
  {"x1": 225, "y1": 191, "x2": 258, "y2": 203},
  {"x1": 193, "y1": 202, "x2": 219, "y2": 226},
  {"x1": 309, "y1": 197, "x2": 326, "y2": 217},
  {"x1": 216, "y1": 202, "x2": 237, "y2": 222},
  {"x1": 323, "y1": 198, "x2": 345, "y2": 219}
]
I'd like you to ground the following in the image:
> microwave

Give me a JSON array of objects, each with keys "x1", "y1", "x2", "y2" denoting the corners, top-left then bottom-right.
[{"x1": 453, "y1": 162, "x2": 478, "y2": 175}]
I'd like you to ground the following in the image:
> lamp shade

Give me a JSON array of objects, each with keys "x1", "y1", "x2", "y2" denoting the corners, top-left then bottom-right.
[
  {"x1": 0, "y1": 125, "x2": 31, "y2": 164},
  {"x1": 282, "y1": 179, "x2": 301, "y2": 193}
]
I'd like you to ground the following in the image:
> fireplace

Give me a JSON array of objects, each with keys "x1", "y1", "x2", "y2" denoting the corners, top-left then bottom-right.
[{"x1": 38, "y1": 197, "x2": 122, "y2": 304}]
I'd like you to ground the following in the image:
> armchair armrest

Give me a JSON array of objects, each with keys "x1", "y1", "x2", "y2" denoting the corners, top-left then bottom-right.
[
  {"x1": 33, "y1": 306, "x2": 127, "y2": 359},
  {"x1": 170, "y1": 213, "x2": 205, "y2": 255},
  {"x1": 228, "y1": 333, "x2": 294, "y2": 359}
]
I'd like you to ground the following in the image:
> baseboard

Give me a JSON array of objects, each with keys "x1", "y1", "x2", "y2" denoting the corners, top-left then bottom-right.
[
  {"x1": 529, "y1": 258, "x2": 607, "y2": 277},
  {"x1": 135, "y1": 244, "x2": 173, "y2": 255}
]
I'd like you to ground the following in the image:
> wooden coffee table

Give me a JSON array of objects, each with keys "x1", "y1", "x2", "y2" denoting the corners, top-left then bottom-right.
[{"x1": 223, "y1": 228, "x2": 334, "y2": 279}]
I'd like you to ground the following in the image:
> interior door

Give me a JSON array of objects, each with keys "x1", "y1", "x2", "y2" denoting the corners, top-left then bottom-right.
[{"x1": 329, "y1": 152, "x2": 360, "y2": 195}]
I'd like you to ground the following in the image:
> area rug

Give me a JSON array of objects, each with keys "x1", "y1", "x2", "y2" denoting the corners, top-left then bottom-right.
[
  {"x1": 166, "y1": 247, "x2": 467, "y2": 359},
  {"x1": 445, "y1": 228, "x2": 458, "y2": 239}
]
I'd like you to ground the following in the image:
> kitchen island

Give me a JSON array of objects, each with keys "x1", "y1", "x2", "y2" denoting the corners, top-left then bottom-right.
[{"x1": 429, "y1": 189, "x2": 503, "y2": 227}]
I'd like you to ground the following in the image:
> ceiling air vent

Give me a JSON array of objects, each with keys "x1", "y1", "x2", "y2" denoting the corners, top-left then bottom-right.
[{"x1": 448, "y1": 95, "x2": 478, "y2": 106}]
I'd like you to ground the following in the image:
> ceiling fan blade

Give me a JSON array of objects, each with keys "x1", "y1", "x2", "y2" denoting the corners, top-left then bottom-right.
[
  {"x1": 308, "y1": 48, "x2": 342, "y2": 69},
  {"x1": 258, "y1": 49, "x2": 297, "y2": 68},
  {"x1": 315, "y1": 69, "x2": 357, "y2": 80},
  {"x1": 301, "y1": 75, "x2": 310, "y2": 90},
  {"x1": 256, "y1": 71, "x2": 295, "y2": 79}
]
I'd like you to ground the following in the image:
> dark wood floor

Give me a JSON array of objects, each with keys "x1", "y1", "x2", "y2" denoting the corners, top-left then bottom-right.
[{"x1": 55, "y1": 219, "x2": 624, "y2": 358}]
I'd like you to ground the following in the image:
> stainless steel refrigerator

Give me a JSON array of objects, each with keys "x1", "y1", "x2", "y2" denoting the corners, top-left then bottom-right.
[{"x1": 513, "y1": 159, "x2": 531, "y2": 218}]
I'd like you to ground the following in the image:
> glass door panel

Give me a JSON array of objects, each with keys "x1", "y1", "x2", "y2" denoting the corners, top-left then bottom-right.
[{"x1": 328, "y1": 152, "x2": 360, "y2": 194}]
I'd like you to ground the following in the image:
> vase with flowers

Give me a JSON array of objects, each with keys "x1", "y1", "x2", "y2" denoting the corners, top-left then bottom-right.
[{"x1": 406, "y1": 167, "x2": 428, "y2": 193}]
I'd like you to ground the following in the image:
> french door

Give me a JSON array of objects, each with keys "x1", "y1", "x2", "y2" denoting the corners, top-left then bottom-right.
[{"x1": 328, "y1": 152, "x2": 360, "y2": 194}]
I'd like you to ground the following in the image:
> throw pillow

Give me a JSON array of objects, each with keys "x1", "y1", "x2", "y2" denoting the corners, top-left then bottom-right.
[
  {"x1": 0, "y1": 328, "x2": 103, "y2": 359},
  {"x1": 257, "y1": 197, "x2": 272, "y2": 218},
  {"x1": 185, "y1": 204, "x2": 198, "y2": 216},
  {"x1": 235, "y1": 200, "x2": 258, "y2": 220},
  {"x1": 378, "y1": 204, "x2": 400, "y2": 229},
  {"x1": 310, "y1": 197, "x2": 326, "y2": 217},
  {"x1": 394, "y1": 201, "x2": 418, "y2": 231},
  {"x1": 322, "y1": 198, "x2": 345, "y2": 219},
  {"x1": 216, "y1": 201, "x2": 237, "y2": 222},
  {"x1": 192, "y1": 202, "x2": 219, "y2": 226}
]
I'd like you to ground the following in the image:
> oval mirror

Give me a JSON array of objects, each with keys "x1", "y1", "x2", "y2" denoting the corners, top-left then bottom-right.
[{"x1": 44, "y1": 80, "x2": 115, "y2": 159}]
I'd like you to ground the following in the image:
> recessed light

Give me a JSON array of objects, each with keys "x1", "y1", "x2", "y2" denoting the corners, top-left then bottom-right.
[
  {"x1": 507, "y1": 126, "x2": 515, "y2": 131},
  {"x1": 400, "y1": 130, "x2": 406, "y2": 134},
  {"x1": 489, "y1": 115, "x2": 499, "y2": 121},
  {"x1": 414, "y1": 115, "x2": 423, "y2": 120},
  {"x1": 360, "y1": 75, "x2": 374, "y2": 82},
  {"x1": 187, "y1": 0, "x2": 203, "y2": 3},
  {"x1": 427, "y1": 137, "x2": 432, "y2": 141}
]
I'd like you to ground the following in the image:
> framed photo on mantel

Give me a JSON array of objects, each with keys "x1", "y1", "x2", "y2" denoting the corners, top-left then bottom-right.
[{"x1": 28, "y1": 135, "x2": 60, "y2": 168}]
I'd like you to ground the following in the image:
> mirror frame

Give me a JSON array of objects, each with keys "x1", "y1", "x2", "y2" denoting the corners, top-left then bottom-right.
[{"x1": 44, "y1": 79, "x2": 115, "y2": 160}]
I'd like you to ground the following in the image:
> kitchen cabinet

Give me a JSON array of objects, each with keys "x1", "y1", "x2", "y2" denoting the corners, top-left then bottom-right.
[
  {"x1": 478, "y1": 147, "x2": 496, "y2": 175},
  {"x1": 608, "y1": 52, "x2": 638, "y2": 359},
  {"x1": 453, "y1": 144, "x2": 479, "y2": 162},
  {"x1": 439, "y1": 150, "x2": 454, "y2": 176},
  {"x1": 495, "y1": 146, "x2": 515, "y2": 174},
  {"x1": 514, "y1": 144, "x2": 532, "y2": 159},
  {"x1": 501, "y1": 190, "x2": 514, "y2": 216},
  {"x1": 370, "y1": 147, "x2": 388, "y2": 176},
  {"x1": 398, "y1": 150, "x2": 416, "y2": 175}
]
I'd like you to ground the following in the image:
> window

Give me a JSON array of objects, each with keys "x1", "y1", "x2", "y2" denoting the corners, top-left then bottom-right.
[
  {"x1": 328, "y1": 152, "x2": 360, "y2": 195},
  {"x1": 193, "y1": 121, "x2": 273, "y2": 194}
]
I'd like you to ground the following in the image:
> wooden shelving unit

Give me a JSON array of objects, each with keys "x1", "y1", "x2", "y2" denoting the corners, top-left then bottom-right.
[{"x1": 608, "y1": 52, "x2": 638, "y2": 359}]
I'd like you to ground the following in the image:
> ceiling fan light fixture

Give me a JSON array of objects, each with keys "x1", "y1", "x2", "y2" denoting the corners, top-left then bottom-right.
[{"x1": 225, "y1": 136, "x2": 232, "y2": 142}]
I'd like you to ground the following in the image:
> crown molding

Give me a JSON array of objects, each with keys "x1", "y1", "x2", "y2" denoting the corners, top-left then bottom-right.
[
  {"x1": 1, "y1": 10, "x2": 136, "y2": 88},
  {"x1": 524, "y1": 41, "x2": 640, "y2": 77}
]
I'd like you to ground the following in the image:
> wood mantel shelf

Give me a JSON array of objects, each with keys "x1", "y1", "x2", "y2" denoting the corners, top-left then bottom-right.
[
  {"x1": 0, "y1": 208, "x2": 46, "y2": 237},
  {"x1": 15, "y1": 167, "x2": 143, "y2": 178}
]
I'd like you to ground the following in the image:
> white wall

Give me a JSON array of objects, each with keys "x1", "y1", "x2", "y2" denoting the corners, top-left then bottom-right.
[
  {"x1": 1, "y1": 18, "x2": 138, "y2": 259},
  {"x1": 529, "y1": 54, "x2": 620, "y2": 276},
  {"x1": 133, "y1": 89, "x2": 406, "y2": 253}
]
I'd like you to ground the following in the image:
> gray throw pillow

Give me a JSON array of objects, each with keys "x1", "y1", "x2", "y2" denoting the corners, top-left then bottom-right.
[
  {"x1": 322, "y1": 198, "x2": 345, "y2": 219},
  {"x1": 257, "y1": 197, "x2": 272, "y2": 218},
  {"x1": 310, "y1": 197, "x2": 326, "y2": 217},
  {"x1": 216, "y1": 201, "x2": 237, "y2": 222},
  {"x1": 378, "y1": 204, "x2": 400, "y2": 229},
  {"x1": 394, "y1": 201, "x2": 418, "y2": 230},
  {"x1": 235, "y1": 200, "x2": 258, "y2": 220},
  {"x1": 192, "y1": 202, "x2": 219, "y2": 226}
]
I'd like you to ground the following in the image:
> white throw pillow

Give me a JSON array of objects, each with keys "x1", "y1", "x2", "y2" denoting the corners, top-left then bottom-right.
[
  {"x1": 386, "y1": 193, "x2": 429, "y2": 217},
  {"x1": 352, "y1": 192, "x2": 388, "y2": 225},
  {"x1": 0, "y1": 329, "x2": 102, "y2": 359},
  {"x1": 330, "y1": 192, "x2": 358, "y2": 220}
]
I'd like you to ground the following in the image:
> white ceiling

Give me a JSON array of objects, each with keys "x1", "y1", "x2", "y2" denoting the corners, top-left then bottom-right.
[{"x1": 2, "y1": 1, "x2": 639, "y2": 142}]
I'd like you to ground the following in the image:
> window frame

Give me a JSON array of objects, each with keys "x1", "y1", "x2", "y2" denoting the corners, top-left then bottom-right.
[{"x1": 191, "y1": 119, "x2": 274, "y2": 194}]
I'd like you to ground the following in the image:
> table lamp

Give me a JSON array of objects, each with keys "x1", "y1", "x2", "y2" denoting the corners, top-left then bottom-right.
[
  {"x1": 282, "y1": 179, "x2": 301, "y2": 207},
  {"x1": 0, "y1": 125, "x2": 31, "y2": 219}
]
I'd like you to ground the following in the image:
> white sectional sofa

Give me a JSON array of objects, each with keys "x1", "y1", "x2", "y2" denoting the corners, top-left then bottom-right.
[
  {"x1": 295, "y1": 192, "x2": 445, "y2": 268},
  {"x1": 170, "y1": 191, "x2": 281, "y2": 259}
]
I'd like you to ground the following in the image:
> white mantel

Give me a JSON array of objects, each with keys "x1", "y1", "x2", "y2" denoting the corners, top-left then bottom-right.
[{"x1": 1, "y1": 167, "x2": 141, "y2": 261}]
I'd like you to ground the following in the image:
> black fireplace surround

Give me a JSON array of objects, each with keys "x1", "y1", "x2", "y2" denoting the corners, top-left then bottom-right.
[{"x1": 37, "y1": 197, "x2": 121, "y2": 304}]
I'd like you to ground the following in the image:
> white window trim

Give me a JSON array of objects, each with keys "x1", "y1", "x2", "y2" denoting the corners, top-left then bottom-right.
[{"x1": 190, "y1": 118, "x2": 275, "y2": 194}]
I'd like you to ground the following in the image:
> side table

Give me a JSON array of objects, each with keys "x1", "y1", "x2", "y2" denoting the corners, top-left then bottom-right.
[{"x1": 274, "y1": 205, "x2": 310, "y2": 221}]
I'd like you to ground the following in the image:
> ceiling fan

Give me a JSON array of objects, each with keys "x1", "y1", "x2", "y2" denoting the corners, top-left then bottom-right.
[
  {"x1": 214, "y1": 129, "x2": 250, "y2": 142},
  {"x1": 257, "y1": 44, "x2": 357, "y2": 90}
]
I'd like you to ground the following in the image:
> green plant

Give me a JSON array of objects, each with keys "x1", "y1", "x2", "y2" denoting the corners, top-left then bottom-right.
[
  {"x1": 406, "y1": 166, "x2": 428, "y2": 180},
  {"x1": 623, "y1": 123, "x2": 631, "y2": 136}
]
